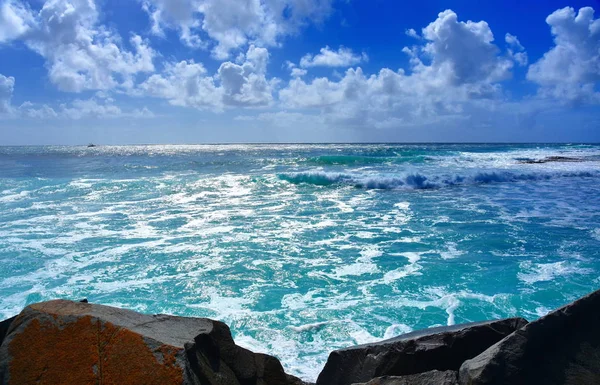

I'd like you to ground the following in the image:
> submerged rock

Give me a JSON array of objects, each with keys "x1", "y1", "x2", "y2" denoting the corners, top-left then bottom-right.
[
  {"x1": 459, "y1": 289, "x2": 600, "y2": 385},
  {"x1": 518, "y1": 156, "x2": 583, "y2": 164},
  {"x1": 0, "y1": 299, "x2": 303, "y2": 385},
  {"x1": 316, "y1": 318, "x2": 527, "y2": 385},
  {"x1": 352, "y1": 370, "x2": 458, "y2": 385}
]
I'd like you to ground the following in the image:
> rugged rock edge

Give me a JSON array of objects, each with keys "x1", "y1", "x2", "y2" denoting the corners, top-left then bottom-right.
[{"x1": 1, "y1": 288, "x2": 599, "y2": 384}]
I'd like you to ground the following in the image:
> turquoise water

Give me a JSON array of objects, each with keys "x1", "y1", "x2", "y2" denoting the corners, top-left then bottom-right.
[{"x1": 1, "y1": 143, "x2": 599, "y2": 380}]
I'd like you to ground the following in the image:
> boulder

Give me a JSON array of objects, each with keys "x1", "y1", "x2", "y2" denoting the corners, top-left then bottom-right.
[
  {"x1": 0, "y1": 299, "x2": 303, "y2": 385},
  {"x1": 352, "y1": 370, "x2": 458, "y2": 385},
  {"x1": 459, "y1": 289, "x2": 600, "y2": 385},
  {"x1": 316, "y1": 318, "x2": 528, "y2": 385}
]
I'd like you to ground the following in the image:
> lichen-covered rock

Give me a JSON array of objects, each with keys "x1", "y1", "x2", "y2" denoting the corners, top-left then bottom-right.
[
  {"x1": 459, "y1": 289, "x2": 600, "y2": 385},
  {"x1": 0, "y1": 300, "x2": 303, "y2": 385},
  {"x1": 352, "y1": 370, "x2": 458, "y2": 385},
  {"x1": 316, "y1": 318, "x2": 528, "y2": 385}
]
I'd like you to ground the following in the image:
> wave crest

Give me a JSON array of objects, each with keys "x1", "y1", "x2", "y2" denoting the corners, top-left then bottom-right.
[{"x1": 278, "y1": 170, "x2": 599, "y2": 190}]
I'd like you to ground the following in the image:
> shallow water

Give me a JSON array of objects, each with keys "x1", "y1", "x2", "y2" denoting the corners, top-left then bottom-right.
[{"x1": 1, "y1": 143, "x2": 599, "y2": 380}]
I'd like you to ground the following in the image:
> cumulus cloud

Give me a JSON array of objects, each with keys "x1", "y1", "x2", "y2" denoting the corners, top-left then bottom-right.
[
  {"x1": 527, "y1": 6, "x2": 600, "y2": 104},
  {"x1": 299, "y1": 46, "x2": 368, "y2": 68},
  {"x1": 505, "y1": 33, "x2": 527, "y2": 66},
  {"x1": 142, "y1": 0, "x2": 334, "y2": 59},
  {"x1": 0, "y1": 74, "x2": 15, "y2": 113},
  {"x1": 418, "y1": 9, "x2": 513, "y2": 85},
  {"x1": 279, "y1": 9, "x2": 521, "y2": 128},
  {"x1": 139, "y1": 44, "x2": 275, "y2": 109},
  {"x1": 0, "y1": 0, "x2": 155, "y2": 92},
  {"x1": 291, "y1": 67, "x2": 307, "y2": 77},
  {"x1": 0, "y1": 0, "x2": 33, "y2": 43},
  {"x1": 17, "y1": 102, "x2": 58, "y2": 119}
]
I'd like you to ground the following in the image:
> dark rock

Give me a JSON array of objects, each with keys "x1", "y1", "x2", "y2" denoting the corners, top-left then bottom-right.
[
  {"x1": 352, "y1": 370, "x2": 458, "y2": 385},
  {"x1": 459, "y1": 289, "x2": 600, "y2": 385},
  {"x1": 0, "y1": 316, "x2": 16, "y2": 348},
  {"x1": 79, "y1": 298, "x2": 88, "y2": 303},
  {"x1": 519, "y1": 156, "x2": 582, "y2": 164},
  {"x1": 0, "y1": 299, "x2": 302, "y2": 385},
  {"x1": 184, "y1": 318, "x2": 308, "y2": 385},
  {"x1": 316, "y1": 318, "x2": 527, "y2": 385}
]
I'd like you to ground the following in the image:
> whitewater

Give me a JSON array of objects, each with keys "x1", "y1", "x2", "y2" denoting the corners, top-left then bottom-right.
[{"x1": 0, "y1": 143, "x2": 599, "y2": 380}]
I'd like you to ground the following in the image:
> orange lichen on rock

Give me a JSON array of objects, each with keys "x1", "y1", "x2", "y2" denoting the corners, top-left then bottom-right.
[{"x1": 7, "y1": 315, "x2": 184, "y2": 385}]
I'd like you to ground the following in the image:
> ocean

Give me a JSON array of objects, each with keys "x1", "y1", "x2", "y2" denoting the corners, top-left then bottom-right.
[{"x1": 1, "y1": 143, "x2": 599, "y2": 380}]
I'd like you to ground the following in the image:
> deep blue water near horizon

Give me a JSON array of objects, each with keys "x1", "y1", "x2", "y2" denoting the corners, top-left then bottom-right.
[{"x1": 1, "y1": 143, "x2": 600, "y2": 380}]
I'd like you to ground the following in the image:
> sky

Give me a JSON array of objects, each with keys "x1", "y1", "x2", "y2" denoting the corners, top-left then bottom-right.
[{"x1": 0, "y1": 0, "x2": 599, "y2": 144}]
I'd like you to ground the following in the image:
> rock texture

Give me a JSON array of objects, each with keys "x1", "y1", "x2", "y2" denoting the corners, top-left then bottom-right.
[
  {"x1": 352, "y1": 370, "x2": 458, "y2": 385},
  {"x1": 0, "y1": 300, "x2": 303, "y2": 385},
  {"x1": 3, "y1": 289, "x2": 600, "y2": 385},
  {"x1": 459, "y1": 290, "x2": 600, "y2": 385},
  {"x1": 0, "y1": 316, "x2": 15, "y2": 349},
  {"x1": 316, "y1": 318, "x2": 527, "y2": 385}
]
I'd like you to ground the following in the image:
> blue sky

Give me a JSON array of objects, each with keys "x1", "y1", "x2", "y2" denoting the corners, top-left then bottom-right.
[{"x1": 0, "y1": 0, "x2": 599, "y2": 144}]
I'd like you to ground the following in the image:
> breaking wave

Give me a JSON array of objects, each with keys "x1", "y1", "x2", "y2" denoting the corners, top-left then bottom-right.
[{"x1": 278, "y1": 170, "x2": 599, "y2": 190}]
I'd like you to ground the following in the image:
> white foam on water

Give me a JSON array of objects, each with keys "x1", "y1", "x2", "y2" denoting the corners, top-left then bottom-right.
[
  {"x1": 518, "y1": 261, "x2": 593, "y2": 284},
  {"x1": 333, "y1": 246, "x2": 382, "y2": 278},
  {"x1": 383, "y1": 323, "x2": 413, "y2": 339},
  {"x1": 440, "y1": 242, "x2": 465, "y2": 260},
  {"x1": 381, "y1": 252, "x2": 424, "y2": 284},
  {"x1": 394, "y1": 202, "x2": 410, "y2": 210},
  {"x1": 535, "y1": 307, "x2": 552, "y2": 317},
  {"x1": 392, "y1": 236, "x2": 423, "y2": 243},
  {"x1": 592, "y1": 228, "x2": 600, "y2": 241},
  {"x1": 382, "y1": 264, "x2": 422, "y2": 283},
  {"x1": 349, "y1": 328, "x2": 380, "y2": 345},
  {"x1": 390, "y1": 288, "x2": 465, "y2": 326},
  {"x1": 334, "y1": 262, "x2": 379, "y2": 277},
  {"x1": 281, "y1": 290, "x2": 325, "y2": 310},
  {"x1": 354, "y1": 231, "x2": 376, "y2": 239},
  {"x1": 288, "y1": 321, "x2": 330, "y2": 333},
  {"x1": 0, "y1": 190, "x2": 30, "y2": 203},
  {"x1": 187, "y1": 288, "x2": 256, "y2": 318}
]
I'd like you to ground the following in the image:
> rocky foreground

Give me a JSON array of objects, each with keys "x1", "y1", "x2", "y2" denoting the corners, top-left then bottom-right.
[{"x1": 1, "y1": 289, "x2": 599, "y2": 384}]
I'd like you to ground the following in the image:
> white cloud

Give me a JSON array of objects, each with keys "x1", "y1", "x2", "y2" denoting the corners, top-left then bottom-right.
[
  {"x1": 291, "y1": 67, "x2": 307, "y2": 77},
  {"x1": 419, "y1": 9, "x2": 513, "y2": 85},
  {"x1": 405, "y1": 28, "x2": 419, "y2": 39},
  {"x1": 139, "y1": 60, "x2": 221, "y2": 109},
  {"x1": 505, "y1": 33, "x2": 527, "y2": 66},
  {"x1": 527, "y1": 6, "x2": 600, "y2": 104},
  {"x1": 299, "y1": 46, "x2": 368, "y2": 68},
  {"x1": 1, "y1": 0, "x2": 156, "y2": 92},
  {"x1": 0, "y1": 77, "x2": 152, "y2": 119},
  {"x1": 0, "y1": 74, "x2": 15, "y2": 113},
  {"x1": 279, "y1": 9, "x2": 520, "y2": 128},
  {"x1": 18, "y1": 101, "x2": 58, "y2": 118},
  {"x1": 138, "y1": 44, "x2": 275, "y2": 109},
  {"x1": 505, "y1": 33, "x2": 524, "y2": 51},
  {"x1": 0, "y1": 0, "x2": 33, "y2": 43},
  {"x1": 142, "y1": 0, "x2": 334, "y2": 59}
]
